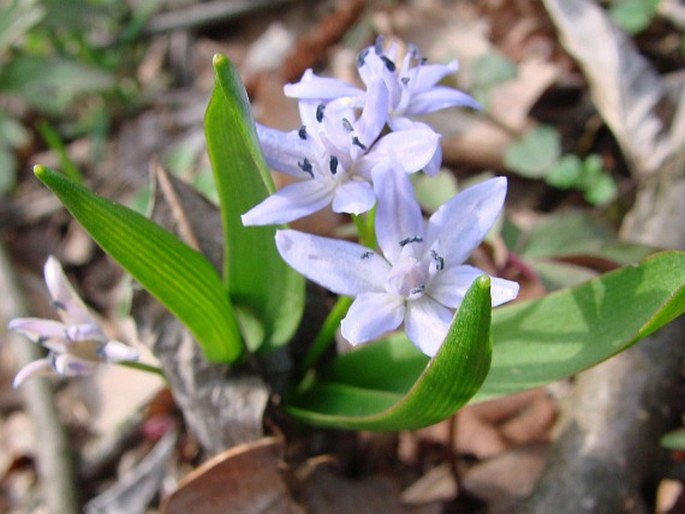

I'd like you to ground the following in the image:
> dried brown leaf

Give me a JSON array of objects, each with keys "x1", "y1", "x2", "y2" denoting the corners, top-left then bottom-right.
[
  {"x1": 162, "y1": 437, "x2": 299, "y2": 514},
  {"x1": 542, "y1": 0, "x2": 673, "y2": 176}
]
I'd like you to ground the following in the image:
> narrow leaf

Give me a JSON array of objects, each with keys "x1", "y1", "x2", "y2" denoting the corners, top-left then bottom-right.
[
  {"x1": 34, "y1": 165, "x2": 243, "y2": 363},
  {"x1": 285, "y1": 276, "x2": 492, "y2": 430},
  {"x1": 205, "y1": 54, "x2": 304, "y2": 353}
]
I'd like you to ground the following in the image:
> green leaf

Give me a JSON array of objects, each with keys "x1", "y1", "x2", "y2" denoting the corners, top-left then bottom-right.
[
  {"x1": 514, "y1": 210, "x2": 657, "y2": 289},
  {"x1": 504, "y1": 125, "x2": 561, "y2": 179},
  {"x1": 205, "y1": 54, "x2": 304, "y2": 353},
  {"x1": 529, "y1": 260, "x2": 599, "y2": 290},
  {"x1": 476, "y1": 251, "x2": 685, "y2": 401},
  {"x1": 583, "y1": 173, "x2": 618, "y2": 206},
  {"x1": 471, "y1": 51, "x2": 518, "y2": 106},
  {"x1": 0, "y1": 0, "x2": 45, "y2": 55},
  {"x1": 412, "y1": 169, "x2": 459, "y2": 213},
  {"x1": 517, "y1": 210, "x2": 616, "y2": 259},
  {"x1": 547, "y1": 154, "x2": 583, "y2": 189},
  {"x1": 285, "y1": 276, "x2": 493, "y2": 430},
  {"x1": 34, "y1": 165, "x2": 243, "y2": 363},
  {"x1": 661, "y1": 427, "x2": 685, "y2": 450},
  {"x1": 609, "y1": 0, "x2": 660, "y2": 34},
  {"x1": 287, "y1": 252, "x2": 685, "y2": 428},
  {"x1": 0, "y1": 56, "x2": 114, "y2": 114}
]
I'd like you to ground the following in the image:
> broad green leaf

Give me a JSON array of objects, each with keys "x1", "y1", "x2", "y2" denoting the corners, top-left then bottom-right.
[
  {"x1": 517, "y1": 210, "x2": 616, "y2": 259},
  {"x1": 0, "y1": 56, "x2": 114, "y2": 114},
  {"x1": 530, "y1": 260, "x2": 598, "y2": 291},
  {"x1": 205, "y1": 54, "x2": 304, "y2": 353},
  {"x1": 287, "y1": 252, "x2": 685, "y2": 428},
  {"x1": 515, "y1": 210, "x2": 657, "y2": 289},
  {"x1": 504, "y1": 125, "x2": 561, "y2": 179},
  {"x1": 517, "y1": 209, "x2": 655, "y2": 264},
  {"x1": 285, "y1": 276, "x2": 492, "y2": 430},
  {"x1": 34, "y1": 165, "x2": 243, "y2": 363},
  {"x1": 477, "y1": 250, "x2": 685, "y2": 401}
]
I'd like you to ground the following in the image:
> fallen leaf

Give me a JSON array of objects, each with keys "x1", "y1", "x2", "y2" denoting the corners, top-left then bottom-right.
[
  {"x1": 162, "y1": 437, "x2": 299, "y2": 514},
  {"x1": 542, "y1": 0, "x2": 673, "y2": 176}
]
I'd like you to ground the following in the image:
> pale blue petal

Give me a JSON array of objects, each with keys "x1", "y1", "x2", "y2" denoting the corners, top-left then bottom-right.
[
  {"x1": 53, "y1": 354, "x2": 97, "y2": 376},
  {"x1": 426, "y1": 177, "x2": 507, "y2": 264},
  {"x1": 340, "y1": 293, "x2": 405, "y2": 345},
  {"x1": 283, "y1": 69, "x2": 363, "y2": 100},
  {"x1": 405, "y1": 86, "x2": 481, "y2": 116},
  {"x1": 355, "y1": 79, "x2": 389, "y2": 150},
  {"x1": 66, "y1": 323, "x2": 107, "y2": 343},
  {"x1": 412, "y1": 60, "x2": 459, "y2": 91},
  {"x1": 100, "y1": 341, "x2": 140, "y2": 363},
  {"x1": 360, "y1": 129, "x2": 440, "y2": 175},
  {"x1": 44, "y1": 255, "x2": 96, "y2": 326},
  {"x1": 404, "y1": 296, "x2": 454, "y2": 357},
  {"x1": 275, "y1": 229, "x2": 390, "y2": 296},
  {"x1": 256, "y1": 124, "x2": 312, "y2": 178},
  {"x1": 13, "y1": 358, "x2": 55, "y2": 387},
  {"x1": 331, "y1": 180, "x2": 376, "y2": 215},
  {"x1": 359, "y1": 51, "x2": 402, "y2": 106},
  {"x1": 9, "y1": 317, "x2": 67, "y2": 340},
  {"x1": 423, "y1": 142, "x2": 442, "y2": 176},
  {"x1": 428, "y1": 265, "x2": 517, "y2": 309},
  {"x1": 241, "y1": 180, "x2": 334, "y2": 226},
  {"x1": 372, "y1": 167, "x2": 424, "y2": 265}
]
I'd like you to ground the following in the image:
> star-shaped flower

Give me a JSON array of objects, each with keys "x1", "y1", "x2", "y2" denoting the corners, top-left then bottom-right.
[
  {"x1": 8, "y1": 256, "x2": 139, "y2": 387},
  {"x1": 242, "y1": 82, "x2": 439, "y2": 226},
  {"x1": 283, "y1": 38, "x2": 479, "y2": 175},
  {"x1": 275, "y1": 170, "x2": 519, "y2": 356}
]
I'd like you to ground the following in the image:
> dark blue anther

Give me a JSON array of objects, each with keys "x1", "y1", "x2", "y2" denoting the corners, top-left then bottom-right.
[
  {"x1": 51, "y1": 300, "x2": 67, "y2": 311},
  {"x1": 352, "y1": 136, "x2": 367, "y2": 150},
  {"x1": 374, "y1": 36, "x2": 384, "y2": 55},
  {"x1": 399, "y1": 235, "x2": 423, "y2": 247},
  {"x1": 316, "y1": 104, "x2": 325, "y2": 122},
  {"x1": 381, "y1": 56, "x2": 396, "y2": 72},
  {"x1": 357, "y1": 48, "x2": 369, "y2": 67},
  {"x1": 409, "y1": 285, "x2": 426, "y2": 296},
  {"x1": 329, "y1": 155, "x2": 339, "y2": 175},
  {"x1": 431, "y1": 250, "x2": 445, "y2": 271},
  {"x1": 342, "y1": 118, "x2": 354, "y2": 133},
  {"x1": 298, "y1": 158, "x2": 314, "y2": 177},
  {"x1": 298, "y1": 125, "x2": 307, "y2": 140}
]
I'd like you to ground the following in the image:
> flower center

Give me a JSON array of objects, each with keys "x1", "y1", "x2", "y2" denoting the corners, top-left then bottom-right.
[{"x1": 385, "y1": 256, "x2": 430, "y2": 300}]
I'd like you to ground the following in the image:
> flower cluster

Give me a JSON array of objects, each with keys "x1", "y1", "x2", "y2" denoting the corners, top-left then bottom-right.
[
  {"x1": 8, "y1": 256, "x2": 139, "y2": 387},
  {"x1": 243, "y1": 38, "x2": 519, "y2": 356}
]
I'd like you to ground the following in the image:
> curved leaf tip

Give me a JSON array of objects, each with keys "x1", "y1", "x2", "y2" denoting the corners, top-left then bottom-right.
[{"x1": 284, "y1": 275, "x2": 493, "y2": 430}]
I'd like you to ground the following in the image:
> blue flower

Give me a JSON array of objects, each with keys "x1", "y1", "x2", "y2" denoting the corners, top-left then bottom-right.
[
  {"x1": 275, "y1": 171, "x2": 518, "y2": 356},
  {"x1": 242, "y1": 83, "x2": 440, "y2": 226},
  {"x1": 8, "y1": 256, "x2": 139, "y2": 387},
  {"x1": 284, "y1": 38, "x2": 479, "y2": 174}
]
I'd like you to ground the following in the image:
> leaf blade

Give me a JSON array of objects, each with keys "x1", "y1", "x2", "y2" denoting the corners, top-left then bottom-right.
[
  {"x1": 285, "y1": 276, "x2": 493, "y2": 430},
  {"x1": 205, "y1": 54, "x2": 304, "y2": 353},
  {"x1": 34, "y1": 165, "x2": 243, "y2": 363}
]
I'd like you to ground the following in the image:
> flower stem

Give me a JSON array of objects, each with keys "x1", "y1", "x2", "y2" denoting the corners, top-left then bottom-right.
[
  {"x1": 352, "y1": 209, "x2": 377, "y2": 249},
  {"x1": 120, "y1": 360, "x2": 167, "y2": 380},
  {"x1": 299, "y1": 295, "x2": 353, "y2": 374}
]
